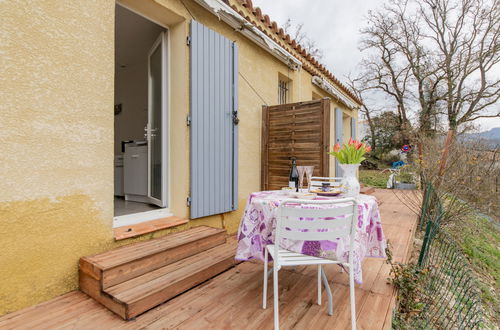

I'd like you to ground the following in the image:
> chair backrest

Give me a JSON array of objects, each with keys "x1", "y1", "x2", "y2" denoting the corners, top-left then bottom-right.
[
  {"x1": 309, "y1": 176, "x2": 343, "y2": 191},
  {"x1": 275, "y1": 198, "x2": 358, "y2": 259}
]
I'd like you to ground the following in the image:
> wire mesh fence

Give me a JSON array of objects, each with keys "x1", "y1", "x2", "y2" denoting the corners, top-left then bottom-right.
[
  {"x1": 403, "y1": 183, "x2": 484, "y2": 329},
  {"x1": 413, "y1": 229, "x2": 483, "y2": 329}
]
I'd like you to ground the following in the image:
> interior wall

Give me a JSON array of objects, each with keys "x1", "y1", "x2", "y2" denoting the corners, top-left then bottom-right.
[
  {"x1": 114, "y1": 63, "x2": 148, "y2": 154},
  {"x1": 114, "y1": 4, "x2": 165, "y2": 154}
]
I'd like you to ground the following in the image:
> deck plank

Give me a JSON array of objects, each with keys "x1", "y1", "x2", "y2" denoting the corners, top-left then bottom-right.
[{"x1": 0, "y1": 189, "x2": 417, "y2": 329}]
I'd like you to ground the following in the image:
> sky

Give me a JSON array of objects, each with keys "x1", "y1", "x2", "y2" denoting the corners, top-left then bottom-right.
[{"x1": 251, "y1": 0, "x2": 499, "y2": 132}]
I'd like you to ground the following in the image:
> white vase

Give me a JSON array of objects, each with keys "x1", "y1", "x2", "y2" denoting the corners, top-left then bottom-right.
[{"x1": 340, "y1": 164, "x2": 360, "y2": 197}]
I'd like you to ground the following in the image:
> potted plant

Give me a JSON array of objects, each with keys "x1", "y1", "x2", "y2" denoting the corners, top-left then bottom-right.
[{"x1": 328, "y1": 138, "x2": 371, "y2": 197}]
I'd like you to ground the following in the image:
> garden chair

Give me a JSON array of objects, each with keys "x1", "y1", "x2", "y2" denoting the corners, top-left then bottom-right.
[{"x1": 262, "y1": 198, "x2": 358, "y2": 330}]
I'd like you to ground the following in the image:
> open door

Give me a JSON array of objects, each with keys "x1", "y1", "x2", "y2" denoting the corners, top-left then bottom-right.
[{"x1": 146, "y1": 32, "x2": 168, "y2": 207}]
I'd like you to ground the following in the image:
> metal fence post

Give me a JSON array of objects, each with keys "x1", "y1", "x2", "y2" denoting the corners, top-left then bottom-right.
[
  {"x1": 418, "y1": 218, "x2": 434, "y2": 267},
  {"x1": 419, "y1": 182, "x2": 432, "y2": 230}
]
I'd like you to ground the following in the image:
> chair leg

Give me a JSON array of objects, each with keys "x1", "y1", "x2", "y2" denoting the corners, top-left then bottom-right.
[
  {"x1": 273, "y1": 265, "x2": 279, "y2": 330},
  {"x1": 349, "y1": 264, "x2": 356, "y2": 329},
  {"x1": 317, "y1": 265, "x2": 322, "y2": 305},
  {"x1": 263, "y1": 249, "x2": 268, "y2": 309},
  {"x1": 321, "y1": 267, "x2": 333, "y2": 316}
]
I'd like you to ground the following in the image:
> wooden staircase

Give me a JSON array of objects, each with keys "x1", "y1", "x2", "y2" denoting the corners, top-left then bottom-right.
[{"x1": 79, "y1": 226, "x2": 239, "y2": 320}]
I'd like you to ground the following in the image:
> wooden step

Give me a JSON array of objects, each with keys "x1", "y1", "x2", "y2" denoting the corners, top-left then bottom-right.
[
  {"x1": 98, "y1": 239, "x2": 238, "y2": 320},
  {"x1": 113, "y1": 216, "x2": 189, "y2": 240},
  {"x1": 80, "y1": 226, "x2": 226, "y2": 289},
  {"x1": 103, "y1": 238, "x2": 239, "y2": 319}
]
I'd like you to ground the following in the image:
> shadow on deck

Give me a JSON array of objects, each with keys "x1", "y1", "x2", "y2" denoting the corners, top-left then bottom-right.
[{"x1": 0, "y1": 189, "x2": 417, "y2": 329}]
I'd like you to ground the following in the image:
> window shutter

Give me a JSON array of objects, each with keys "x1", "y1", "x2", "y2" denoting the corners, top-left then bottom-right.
[
  {"x1": 190, "y1": 20, "x2": 238, "y2": 219},
  {"x1": 335, "y1": 108, "x2": 343, "y2": 176},
  {"x1": 351, "y1": 117, "x2": 356, "y2": 140}
]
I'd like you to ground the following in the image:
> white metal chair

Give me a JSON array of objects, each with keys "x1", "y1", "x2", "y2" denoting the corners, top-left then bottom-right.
[
  {"x1": 309, "y1": 176, "x2": 343, "y2": 191},
  {"x1": 262, "y1": 198, "x2": 358, "y2": 330}
]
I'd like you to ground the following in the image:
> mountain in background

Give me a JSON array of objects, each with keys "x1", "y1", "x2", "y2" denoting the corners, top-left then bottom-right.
[
  {"x1": 461, "y1": 127, "x2": 500, "y2": 149},
  {"x1": 476, "y1": 127, "x2": 500, "y2": 141}
]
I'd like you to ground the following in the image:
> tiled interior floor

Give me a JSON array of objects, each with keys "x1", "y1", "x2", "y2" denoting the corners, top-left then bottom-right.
[{"x1": 114, "y1": 196, "x2": 160, "y2": 216}]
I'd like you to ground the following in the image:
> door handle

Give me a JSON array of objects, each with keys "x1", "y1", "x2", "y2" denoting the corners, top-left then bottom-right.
[{"x1": 232, "y1": 111, "x2": 239, "y2": 125}]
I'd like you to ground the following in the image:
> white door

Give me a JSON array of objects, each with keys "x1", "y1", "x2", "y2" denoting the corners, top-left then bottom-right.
[{"x1": 146, "y1": 32, "x2": 168, "y2": 207}]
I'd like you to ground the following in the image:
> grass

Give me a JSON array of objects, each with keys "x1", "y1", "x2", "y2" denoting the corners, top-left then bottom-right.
[
  {"x1": 443, "y1": 210, "x2": 500, "y2": 326},
  {"x1": 359, "y1": 169, "x2": 391, "y2": 189},
  {"x1": 389, "y1": 186, "x2": 499, "y2": 327}
]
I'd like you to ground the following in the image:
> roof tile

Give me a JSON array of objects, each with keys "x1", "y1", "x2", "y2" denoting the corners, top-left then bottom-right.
[{"x1": 230, "y1": 0, "x2": 361, "y2": 105}]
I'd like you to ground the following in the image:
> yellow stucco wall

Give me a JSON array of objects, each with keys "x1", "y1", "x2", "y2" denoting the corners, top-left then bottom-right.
[
  {"x1": 0, "y1": 0, "x2": 359, "y2": 315},
  {"x1": 0, "y1": 0, "x2": 115, "y2": 315}
]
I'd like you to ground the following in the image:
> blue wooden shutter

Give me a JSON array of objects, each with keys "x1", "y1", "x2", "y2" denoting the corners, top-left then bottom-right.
[
  {"x1": 335, "y1": 108, "x2": 343, "y2": 176},
  {"x1": 190, "y1": 20, "x2": 238, "y2": 219},
  {"x1": 351, "y1": 117, "x2": 356, "y2": 140}
]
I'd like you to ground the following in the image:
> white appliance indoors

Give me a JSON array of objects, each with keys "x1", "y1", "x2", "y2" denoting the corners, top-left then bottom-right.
[{"x1": 113, "y1": 4, "x2": 170, "y2": 225}]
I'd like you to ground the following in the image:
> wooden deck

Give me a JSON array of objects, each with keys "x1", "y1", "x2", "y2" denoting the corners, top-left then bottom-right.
[{"x1": 0, "y1": 189, "x2": 417, "y2": 329}]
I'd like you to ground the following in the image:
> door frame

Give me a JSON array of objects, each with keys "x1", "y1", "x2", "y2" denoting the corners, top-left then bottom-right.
[
  {"x1": 113, "y1": 2, "x2": 172, "y2": 228},
  {"x1": 146, "y1": 31, "x2": 168, "y2": 207}
]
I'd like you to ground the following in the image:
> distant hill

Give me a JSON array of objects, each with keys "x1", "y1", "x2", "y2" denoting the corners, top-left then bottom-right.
[
  {"x1": 476, "y1": 127, "x2": 500, "y2": 141},
  {"x1": 461, "y1": 127, "x2": 500, "y2": 149}
]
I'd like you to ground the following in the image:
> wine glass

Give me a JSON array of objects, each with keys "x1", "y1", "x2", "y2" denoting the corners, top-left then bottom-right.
[
  {"x1": 297, "y1": 166, "x2": 306, "y2": 192},
  {"x1": 304, "y1": 166, "x2": 314, "y2": 191}
]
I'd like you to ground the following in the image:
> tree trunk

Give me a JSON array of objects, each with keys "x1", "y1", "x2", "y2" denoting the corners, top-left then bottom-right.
[
  {"x1": 435, "y1": 129, "x2": 456, "y2": 188},
  {"x1": 365, "y1": 109, "x2": 377, "y2": 150}
]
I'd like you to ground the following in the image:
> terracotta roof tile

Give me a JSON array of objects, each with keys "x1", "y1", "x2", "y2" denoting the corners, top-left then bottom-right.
[
  {"x1": 254, "y1": 7, "x2": 262, "y2": 20},
  {"x1": 229, "y1": 0, "x2": 361, "y2": 105},
  {"x1": 263, "y1": 14, "x2": 270, "y2": 25},
  {"x1": 271, "y1": 21, "x2": 278, "y2": 32}
]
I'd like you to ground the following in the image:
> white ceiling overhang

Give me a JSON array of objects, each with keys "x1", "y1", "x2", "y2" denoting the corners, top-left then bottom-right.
[
  {"x1": 312, "y1": 76, "x2": 360, "y2": 110},
  {"x1": 193, "y1": 0, "x2": 302, "y2": 70}
]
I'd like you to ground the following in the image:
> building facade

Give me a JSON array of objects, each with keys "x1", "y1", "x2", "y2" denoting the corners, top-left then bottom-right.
[{"x1": 0, "y1": 0, "x2": 361, "y2": 315}]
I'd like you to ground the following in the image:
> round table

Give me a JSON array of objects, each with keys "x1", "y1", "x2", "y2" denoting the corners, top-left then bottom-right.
[{"x1": 235, "y1": 190, "x2": 387, "y2": 284}]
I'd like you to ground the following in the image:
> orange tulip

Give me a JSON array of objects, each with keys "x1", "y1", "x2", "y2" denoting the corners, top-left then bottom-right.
[
  {"x1": 365, "y1": 145, "x2": 372, "y2": 152},
  {"x1": 333, "y1": 143, "x2": 341, "y2": 152}
]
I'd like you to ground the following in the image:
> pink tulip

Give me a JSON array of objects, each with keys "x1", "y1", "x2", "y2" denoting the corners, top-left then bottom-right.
[
  {"x1": 348, "y1": 138, "x2": 354, "y2": 145},
  {"x1": 355, "y1": 141, "x2": 363, "y2": 150},
  {"x1": 365, "y1": 145, "x2": 372, "y2": 152}
]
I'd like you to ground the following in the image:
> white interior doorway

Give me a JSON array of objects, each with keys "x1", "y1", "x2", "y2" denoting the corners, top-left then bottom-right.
[{"x1": 114, "y1": 4, "x2": 171, "y2": 227}]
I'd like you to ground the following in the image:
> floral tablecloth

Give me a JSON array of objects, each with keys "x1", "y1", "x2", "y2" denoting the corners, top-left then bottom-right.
[{"x1": 235, "y1": 190, "x2": 387, "y2": 284}]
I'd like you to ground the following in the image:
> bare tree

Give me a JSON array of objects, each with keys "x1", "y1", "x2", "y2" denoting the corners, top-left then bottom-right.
[
  {"x1": 359, "y1": 13, "x2": 414, "y2": 143},
  {"x1": 381, "y1": 0, "x2": 445, "y2": 138},
  {"x1": 282, "y1": 18, "x2": 324, "y2": 60},
  {"x1": 346, "y1": 75, "x2": 379, "y2": 149},
  {"x1": 360, "y1": 0, "x2": 500, "y2": 179},
  {"x1": 418, "y1": 0, "x2": 500, "y2": 176}
]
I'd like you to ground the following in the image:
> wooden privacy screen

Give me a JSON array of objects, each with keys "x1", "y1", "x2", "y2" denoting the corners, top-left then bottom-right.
[{"x1": 261, "y1": 98, "x2": 331, "y2": 190}]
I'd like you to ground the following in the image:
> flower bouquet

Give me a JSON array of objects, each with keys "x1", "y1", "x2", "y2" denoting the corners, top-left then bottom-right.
[
  {"x1": 328, "y1": 138, "x2": 371, "y2": 164},
  {"x1": 328, "y1": 138, "x2": 371, "y2": 197}
]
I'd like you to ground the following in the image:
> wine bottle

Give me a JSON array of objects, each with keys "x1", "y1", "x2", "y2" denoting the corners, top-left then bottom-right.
[{"x1": 289, "y1": 157, "x2": 299, "y2": 192}]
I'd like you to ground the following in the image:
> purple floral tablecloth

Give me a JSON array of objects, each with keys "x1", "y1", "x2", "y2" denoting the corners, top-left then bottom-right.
[{"x1": 235, "y1": 190, "x2": 387, "y2": 284}]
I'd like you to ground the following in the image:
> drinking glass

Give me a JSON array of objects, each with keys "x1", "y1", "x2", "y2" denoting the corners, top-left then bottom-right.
[
  {"x1": 304, "y1": 166, "x2": 314, "y2": 191},
  {"x1": 297, "y1": 166, "x2": 306, "y2": 192}
]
